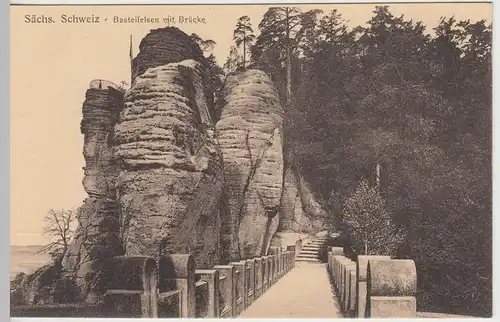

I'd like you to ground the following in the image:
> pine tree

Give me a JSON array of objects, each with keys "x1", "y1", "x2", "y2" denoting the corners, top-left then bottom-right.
[
  {"x1": 223, "y1": 45, "x2": 243, "y2": 73},
  {"x1": 343, "y1": 180, "x2": 404, "y2": 256},
  {"x1": 252, "y1": 7, "x2": 303, "y2": 102},
  {"x1": 233, "y1": 16, "x2": 256, "y2": 69}
]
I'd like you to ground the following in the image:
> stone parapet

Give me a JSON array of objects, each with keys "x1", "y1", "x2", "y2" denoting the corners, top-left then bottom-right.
[
  {"x1": 325, "y1": 242, "x2": 418, "y2": 319},
  {"x1": 356, "y1": 255, "x2": 390, "y2": 317}
]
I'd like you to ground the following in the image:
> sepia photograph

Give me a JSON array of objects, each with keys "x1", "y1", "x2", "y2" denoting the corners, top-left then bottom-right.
[{"x1": 9, "y1": 2, "x2": 492, "y2": 318}]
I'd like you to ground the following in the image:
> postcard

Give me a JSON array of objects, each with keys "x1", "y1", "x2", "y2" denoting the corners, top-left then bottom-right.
[{"x1": 10, "y1": 2, "x2": 492, "y2": 318}]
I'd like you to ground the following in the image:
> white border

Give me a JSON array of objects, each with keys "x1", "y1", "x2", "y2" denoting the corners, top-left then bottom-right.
[
  {"x1": 8, "y1": 0, "x2": 494, "y2": 4},
  {"x1": 6, "y1": 0, "x2": 496, "y2": 321}
]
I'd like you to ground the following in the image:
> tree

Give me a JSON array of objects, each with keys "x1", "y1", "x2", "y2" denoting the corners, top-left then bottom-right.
[
  {"x1": 233, "y1": 16, "x2": 255, "y2": 69},
  {"x1": 223, "y1": 45, "x2": 243, "y2": 73},
  {"x1": 280, "y1": 5, "x2": 491, "y2": 315},
  {"x1": 342, "y1": 180, "x2": 404, "y2": 256},
  {"x1": 295, "y1": 9, "x2": 322, "y2": 58},
  {"x1": 253, "y1": 7, "x2": 303, "y2": 102},
  {"x1": 117, "y1": 81, "x2": 129, "y2": 93},
  {"x1": 190, "y1": 33, "x2": 216, "y2": 53},
  {"x1": 287, "y1": 8, "x2": 359, "y2": 204},
  {"x1": 38, "y1": 209, "x2": 77, "y2": 267},
  {"x1": 206, "y1": 53, "x2": 225, "y2": 103},
  {"x1": 189, "y1": 33, "x2": 225, "y2": 104},
  {"x1": 317, "y1": 9, "x2": 349, "y2": 45}
]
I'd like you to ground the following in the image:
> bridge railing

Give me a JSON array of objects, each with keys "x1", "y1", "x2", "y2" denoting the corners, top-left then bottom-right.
[
  {"x1": 89, "y1": 79, "x2": 120, "y2": 91},
  {"x1": 327, "y1": 247, "x2": 418, "y2": 318},
  {"x1": 11, "y1": 248, "x2": 296, "y2": 318}
]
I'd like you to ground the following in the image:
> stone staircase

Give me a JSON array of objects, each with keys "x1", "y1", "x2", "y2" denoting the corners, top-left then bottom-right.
[{"x1": 296, "y1": 237, "x2": 327, "y2": 263}]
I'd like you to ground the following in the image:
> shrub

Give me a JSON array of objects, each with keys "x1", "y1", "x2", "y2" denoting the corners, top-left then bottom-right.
[{"x1": 342, "y1": 179, "x2": 404, "y2": 256}]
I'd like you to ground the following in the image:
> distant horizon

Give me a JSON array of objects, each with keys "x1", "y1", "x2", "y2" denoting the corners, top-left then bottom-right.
[
  {"x1": 10, "y1": 3, "x2": 492, "y2": 246},
  {"x1": 10, "y1": 244, "x2": 45, "y2": 247}
]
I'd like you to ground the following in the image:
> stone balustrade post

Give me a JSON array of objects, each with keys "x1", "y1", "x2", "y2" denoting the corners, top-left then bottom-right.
[
  {"x1": 331, "y1": 247, "x2": 344, "y2": 256},
  {"x1": 343, "y1": 262, "x2": 356, "y2": 312},
  {"x1": 286, "y1": 247, "x2": 294, "y2": 271},
  {"x1": 339, "y1": 258, "x2": 352, "y2": 303},
  {"x1": 229, "y1": 261, "x2": 248, "y2": 314},
  {"x1": 268, "y1": 255, "x2": 274, "y2": 284},
  {"x1": 334, "y1": 256, "x2": 342, "y2": 288},
  {"x1": 262, "y1": 256, "x2": 269, "y2": 292},
  {"x1": 336, "y1": 257, "x2": 348, "y2": 297},
  {"x1": 349, "y1": 270, "x2": 357, "y2": 313},
  {"x1": 213, "y1": 265, "x2": 237, "y2": 318},
  {"x1": 103, "y1": 256, "x2": 159, "y2": 318},
  {"x1": 335, "y1": 257, "x2": 340, "y2": 289},
  {"x1": 276, "y1": 253, "x2": 280, "y2": 278},
  {"x1": 281, "y1": 250, "x2": 284, "y2": 277},
  {"x1": 269, "y1": 247, "x2": 279, "y2": 278},
  {"x1": 367, "y1": 259, "x2": 417, "y2": 318},
  {"x1": 339, "y1": 258, "x2": 350, "y2": 292},
  {"x1": 246, "y1": 259, "x2": 255, "y2": 305},
  {"x1": 195, "y1": 269, "x2": 220, "y2": 318},
  {"x1": 330, "y1": 247, "x2": 344, "y2": 276},
  {"x1": 269, "y1": 247, "x2": 280, "y2": 268},
  {"x1": 295, "y1": 239, "x2": 303, "y2": 258},
  {"x1": 356, "y1": 255, "x2": 390, "y2": 318},
  {"x1": 158, "y1": 254, "x2": 196, "y2": 318},
  {"x1": 331, "y1": 255, "x2": 341, "y2": 289},
  {"x1": 273, "y1": 253, "x2": 280, "y2": 283},
  {"x1": 268, "y1": 255, "x2": 275, "y2": 285},
  {"x1": 267, "y1": 256, "x2": 273, "y2": 285},
  {"x1": 254, "y1": 258, "x2": 263, "y2": 298},
  {"x1": 279, "y1": 252, "x2": 284, "y2": 277}
]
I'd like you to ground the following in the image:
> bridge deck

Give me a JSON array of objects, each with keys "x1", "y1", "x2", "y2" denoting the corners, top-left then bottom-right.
[{"x1": 239, "y1": 262, "x2": 343, "y2": 318}]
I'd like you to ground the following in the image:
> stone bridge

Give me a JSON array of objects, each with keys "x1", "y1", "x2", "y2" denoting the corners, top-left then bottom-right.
[{"x1": 13, "y1": 232, "x2": 436, "y2": 318}]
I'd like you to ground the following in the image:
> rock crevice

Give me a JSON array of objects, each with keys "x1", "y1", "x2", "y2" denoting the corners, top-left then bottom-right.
[
  {"x1": 216, "y1": 70, "x2": 284, "y2": 260},
  {"x1": 278, "y1": 162, "x2": 326, "y2": 234}
]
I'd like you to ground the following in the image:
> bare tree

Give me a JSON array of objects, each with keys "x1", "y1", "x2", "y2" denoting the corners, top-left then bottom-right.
[
  {"x1": 38, "y1": 209, "x2": 77, "y2": 267},
  {"x1": 117, "y1": 81, "x2": 129, "y2": 93}
]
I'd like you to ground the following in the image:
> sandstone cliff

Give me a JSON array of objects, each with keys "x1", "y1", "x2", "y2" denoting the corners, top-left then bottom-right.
[
  {"x1": 114, "y1": 36, "x2": 224, "y2": 267},
  {"x1": 216, "y1": 70, "x2": 284, "y2": 260},
  {"x1": 278, "y1": 164, "x2": 326, "y2": 234},
  {"x1": 10, "y1": 81, "x2": 126, "y2": 306},
  {"x1": 63, "y1": 81, "x2": 124, "y2": 276},
  {"x1": 132, "y1": 27, "x2": 207, "y2": 78},
  {"x1": 15, "y1": 28, "x2": 332, "y2": 306}
]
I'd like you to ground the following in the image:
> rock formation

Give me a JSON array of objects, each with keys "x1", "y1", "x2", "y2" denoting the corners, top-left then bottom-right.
[
  {"x1": 11, "y1": 27, "x2": 335, "y2": 309},
  {"x1": 216, "y1": 70, "x2": 284, "y2": 260},
  {"x1": 279, "y1": 166, "x2": 302, "y2": 232},
  {"x1": 10, "y1": 81, "x2": 125, "y2": 306},
  {"x1": 63, "y1": 80, "x2": 124, "y2": 276},
  {"x1": 114, "y1": 27, "x2": 224, "y2": 268},
  {"x1": 132, "y1": 27, "x2": 209, "y2": 85},
  {"x1": 278, "y1": 164, "x2": 326, "y2": 234}
]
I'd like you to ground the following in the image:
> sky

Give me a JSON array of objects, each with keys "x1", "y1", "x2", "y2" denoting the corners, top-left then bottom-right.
[{"x1": 10, "y1": 3, "x2": 492, "y2": 246}]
